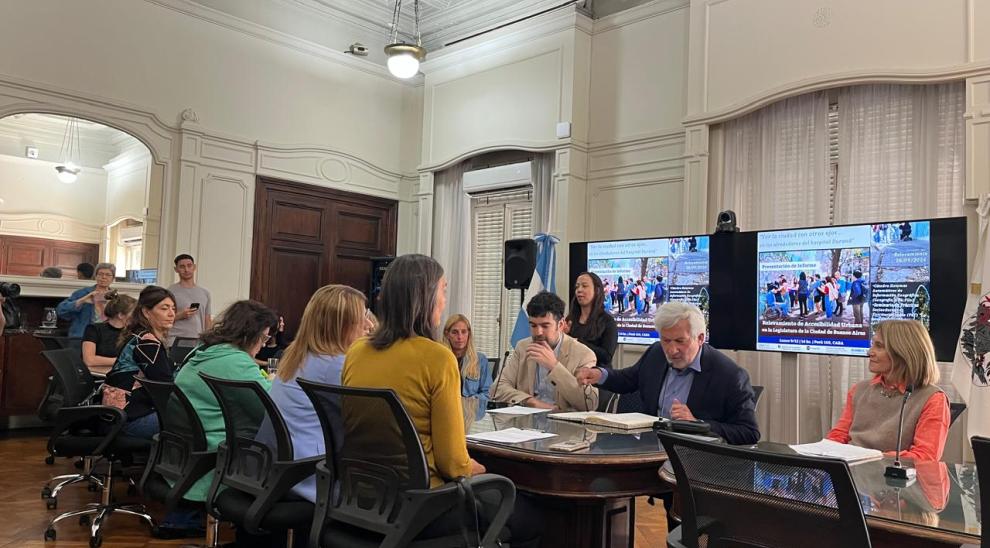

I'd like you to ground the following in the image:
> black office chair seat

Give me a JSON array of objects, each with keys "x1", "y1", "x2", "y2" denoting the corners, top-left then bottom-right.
[
  {"x1": 51, "y1": 434, "x2": 150, "y2": 460},
  {"x1": 214, "y1": 489, "x2": 313, "y2": 532}
]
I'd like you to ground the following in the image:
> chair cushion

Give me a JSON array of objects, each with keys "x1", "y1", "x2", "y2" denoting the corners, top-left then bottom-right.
[{"x1": 214, "y1": 488, "x2": 314, "y2": 531}]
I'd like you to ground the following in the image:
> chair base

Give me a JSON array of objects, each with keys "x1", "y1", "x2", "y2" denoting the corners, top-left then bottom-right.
[{"x1": 45, "y1": 502, "x2": 156, "y2": 547}]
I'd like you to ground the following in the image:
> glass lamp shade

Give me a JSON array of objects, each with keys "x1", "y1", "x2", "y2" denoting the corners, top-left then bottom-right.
[
  {"x1": 387, "y1": 52, "x2": 420, "y2": 78},
  {"x1": 55, "y1": 163, "x2": 80, "y2": 184}
]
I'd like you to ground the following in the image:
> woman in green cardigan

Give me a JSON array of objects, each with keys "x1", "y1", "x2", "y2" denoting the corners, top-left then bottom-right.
[{"x1": 167, "y1": 300, "x2": 277, "y2": 537}]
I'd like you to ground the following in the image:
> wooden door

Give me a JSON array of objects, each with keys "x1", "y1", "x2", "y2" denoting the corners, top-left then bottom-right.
[{"x1": 251, "y1": 177, "x2": 397, "y2": 336}]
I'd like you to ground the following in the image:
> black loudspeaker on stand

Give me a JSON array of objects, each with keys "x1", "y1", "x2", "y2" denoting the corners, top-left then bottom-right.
[{"x1": 504, "y1": 239, "x2": 537, "y2": 290}]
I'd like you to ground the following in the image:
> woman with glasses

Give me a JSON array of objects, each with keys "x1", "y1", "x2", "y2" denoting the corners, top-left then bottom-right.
[
  {"x1": 171, "y1": 300, "x2": 277, "y2": 510},
  {"x1": 56, "y1": 262, "x2": 117, "y2": 339}
]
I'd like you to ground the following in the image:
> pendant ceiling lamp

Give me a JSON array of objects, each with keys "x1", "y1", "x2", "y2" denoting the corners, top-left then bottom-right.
[
  {"x1": 385, "y1": 0, "x2": 425, "y2": 79},
  {"x1": 55, "y1": 116, "x2": 82, "y2": 184}
]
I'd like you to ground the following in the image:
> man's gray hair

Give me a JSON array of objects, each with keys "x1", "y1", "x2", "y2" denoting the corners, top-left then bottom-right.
[
  {"x1": 654, "y1": 301, "x2": 706, "y2": 337},
  {"x1": 94, "y1": 262, "x2": 116, "y2": 276}
]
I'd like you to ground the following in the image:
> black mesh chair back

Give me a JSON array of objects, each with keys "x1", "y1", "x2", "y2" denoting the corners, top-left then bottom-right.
[
  {"x1": 170, "y1": 337, "x2": 200, "y2": 367},
  {"x1": 42, "y1": 349, "x2": 97, "y2": 408},
  {"x1": 658, "y1": 431, "x2": 871, "y2": 548},
  {"x1": 298, "y1": 380, "x2": 517, "y2": 548},
  {"x1": 972, "y1": 436, "x2": 989, "y2": 548},
  {"x1": 198, "y1": 373, "x2": 316, "y2": 536},
  {"x1": 616, "y1": 389, "x2": 645, "y2": 413},
  {"x1": 950, "y1": 402, "x2": 967, "y2": 427},
  {"x1": 752, "y1": 385, "x2": 765, "y2": 409},
  {"x1": 137, "y1": 378, "x2": 215, "y2": 513}
]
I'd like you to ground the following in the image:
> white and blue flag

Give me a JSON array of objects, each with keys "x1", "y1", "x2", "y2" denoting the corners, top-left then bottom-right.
[{"x1": 509, "y1": 233, "x2": 560, "y2": 347}]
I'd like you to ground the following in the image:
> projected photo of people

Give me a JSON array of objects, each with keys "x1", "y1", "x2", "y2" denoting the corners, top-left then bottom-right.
[
  {"x1": 588, "y1": 236, "x2": 710, "y2": 344},
  {"x1": 869, "y1": 221, "x2": 931, "y2": 328}
]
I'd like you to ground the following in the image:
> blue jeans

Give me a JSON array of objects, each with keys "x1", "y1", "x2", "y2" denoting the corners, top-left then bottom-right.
[{"x1": 122, "y1": 413, "x2": 159, "y2": 439}]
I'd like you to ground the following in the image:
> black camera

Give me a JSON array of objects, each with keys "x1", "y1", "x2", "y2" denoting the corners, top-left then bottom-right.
[
  {"x1": 716, "y1": 210, "x2": 739, "y2": 233},
  {"x1": 0, "y1": 282, "x2": 20, "y2": 299}
]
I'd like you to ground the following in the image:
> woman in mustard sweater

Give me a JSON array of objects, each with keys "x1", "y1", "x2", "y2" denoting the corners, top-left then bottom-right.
[{"x1": 343, "y1": 254, "x2": 539, "y2": 546}]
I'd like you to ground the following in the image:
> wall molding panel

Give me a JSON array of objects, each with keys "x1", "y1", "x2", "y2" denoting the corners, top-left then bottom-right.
[{"x1": 0, "y1": 213, "x2": 103, "y2": 243}]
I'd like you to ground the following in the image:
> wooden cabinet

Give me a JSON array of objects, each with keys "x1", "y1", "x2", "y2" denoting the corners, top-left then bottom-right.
[
  {"x1": 0, "y1": 332, "x2": 52, "y2": 417},
  {"x1": 0, "y1": 235, "x2": 99, "y2": 278}
]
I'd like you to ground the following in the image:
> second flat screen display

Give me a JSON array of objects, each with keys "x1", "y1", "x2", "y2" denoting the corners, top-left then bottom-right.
[{"x1": 756, "y1": 221, "x2": 931, "y2": 356}]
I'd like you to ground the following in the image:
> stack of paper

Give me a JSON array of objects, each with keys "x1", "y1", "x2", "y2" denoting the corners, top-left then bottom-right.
[
  {"x1": 466, "y1": 427, "x2": 557, "y2": 444},
  {"x1": 790, "y1": 439, "x2": 883, "y2": 463}
]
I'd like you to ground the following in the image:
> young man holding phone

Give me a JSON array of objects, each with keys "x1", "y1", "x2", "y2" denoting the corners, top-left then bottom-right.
[
  {"x1": 168, "y1": 254, "x2": 212, "y2": 344},
  {"x1": 491, "y1": 291, "x2": 598, "y2": 412}
]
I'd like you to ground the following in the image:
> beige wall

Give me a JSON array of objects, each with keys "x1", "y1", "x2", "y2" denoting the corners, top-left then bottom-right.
[{"x1": 0, "y1": 155, "x2": 107, "y2": 228}]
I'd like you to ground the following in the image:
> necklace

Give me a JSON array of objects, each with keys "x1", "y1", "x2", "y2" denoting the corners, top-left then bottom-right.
[{"x1": 878, "y1": 384, "x2": 900, "y2": 398}]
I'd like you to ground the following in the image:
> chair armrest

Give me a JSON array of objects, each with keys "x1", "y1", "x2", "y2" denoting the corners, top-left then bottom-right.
[
  {"x1": 47, "y1": 405, "x2": 126, "y2": 457},
  {"x1": 309, "y1": 460, "x2": 334, "y2": 548}
]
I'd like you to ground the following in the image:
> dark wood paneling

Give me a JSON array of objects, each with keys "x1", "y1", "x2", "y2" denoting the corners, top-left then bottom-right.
[
  {"x1": 251, "y1": 177, "x2": 397, "y2": 336},
  {"x1": 1, "y1": 332, "x2": 52, "y2": 416},
  {"x1": 0, "y1": 235, "x2": 99, "y2": 278}
]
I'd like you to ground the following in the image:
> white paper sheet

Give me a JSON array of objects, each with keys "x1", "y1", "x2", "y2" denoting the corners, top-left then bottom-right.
[
  {"x1": 790, "y1": 439, "x2": 883, "y2": 463},
  {"x1": 486, "y1": 406, "x2": 552, "y2": 415},
  {"x1": 466, "y1": 427, "x2": 558, "y2": 444}
]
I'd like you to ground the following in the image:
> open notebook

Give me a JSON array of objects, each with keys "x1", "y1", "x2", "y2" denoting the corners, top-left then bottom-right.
[
  {"x1": 549, "y1": 411, "x2": 658, "y2": 430},
  {"x1": 789, "y1": 439, "x2": 884, "y2": 464}
]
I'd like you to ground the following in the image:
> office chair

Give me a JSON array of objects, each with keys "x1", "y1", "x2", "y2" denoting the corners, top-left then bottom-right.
[
  {"x1": 752, "y1": 385, "x2": 765, "y2": 410},
  {"x1": 169, "y1": 337, "x2": 200, "y2": 366},
  {"x1": 42, "y1": 400, "x2": 155, "y2": 546},
  {"x1": 137, "y1": 378, "x2": 218, "y2": 537},
  {"x1": 39, "y1": 349, "x2": 105, "y2": 503},
  {"x1": 199, "y1": 373, "x2": 321, "y2": 547},
  {"x1": 298, "y1": 379, "x2": 517, "y2": 548},
  {"x1": 971, "y1": 436, "x2": 988, "y2": 548},
  {"x1": 616, "y1": 389, "x2": 645, "y2": 413},
  {"x1": 658, "y1": 430, "x2": 871, "y2": 548},
  {"x1": 949, "y1": 402, "x2": 967, "y2": 427}
]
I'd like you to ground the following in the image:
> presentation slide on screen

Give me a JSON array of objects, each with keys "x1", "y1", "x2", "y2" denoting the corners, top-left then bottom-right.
[
  {"x1": 756, "y1": 221, "x2": 930, "y2": 356},
  {"x1": 587, "y1": 236, "x2": 710, "y2": 344}
]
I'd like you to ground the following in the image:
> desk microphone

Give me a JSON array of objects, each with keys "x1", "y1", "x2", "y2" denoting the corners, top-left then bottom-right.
[{"x1": 884, "y1": 384, "x2": 917, "y2": 486}]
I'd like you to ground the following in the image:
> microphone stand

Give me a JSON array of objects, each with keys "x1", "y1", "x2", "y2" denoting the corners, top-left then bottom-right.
[{"x1": 884, "y1": 385, "x2": 917, "y2": 486}]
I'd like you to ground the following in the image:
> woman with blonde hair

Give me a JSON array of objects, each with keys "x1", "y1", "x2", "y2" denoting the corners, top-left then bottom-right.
[
  {"x1": 827, "y1": 319, "x2": 950, "y2": 461},
  {"x1": 262, "y1": 284, "x2": 371, "y2": 503},
  {"x1": 443, "y1": 314, "x2": 492, "y2": 421}
]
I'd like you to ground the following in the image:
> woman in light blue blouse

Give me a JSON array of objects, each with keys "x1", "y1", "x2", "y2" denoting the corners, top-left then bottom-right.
[
  {"x1": 262, "y1": 284, "x2": 371, "y2": 503},
  {"x1": 443, "y1": 314, "x2": 492, "y2": 421}
]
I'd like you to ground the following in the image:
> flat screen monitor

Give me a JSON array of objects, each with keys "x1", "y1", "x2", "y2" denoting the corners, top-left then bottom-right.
[
  {"x1": 749, "y1": 217, "x2": 966, "y2": 360},
  {"x1": 569, "y1": 235, "x2": 710, "y2": 345}
]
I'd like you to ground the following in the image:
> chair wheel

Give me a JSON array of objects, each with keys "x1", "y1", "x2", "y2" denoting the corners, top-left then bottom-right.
[
  {"x1": 46, "y1": 498, "x2": 57, "y2": 510},
  {"x1": 45, "y1": 455, "x2": 55, "y2": 465},
  {"x1": 89, "y1": 532, "x2": 103, "y2": 548},
  {"x1": 74, "y1": 459, "x2": 84, "y2": 470},
  {"x1": 79, "y1": 515, "x2": 90, "y2": 525},
  {"x1": 44, "y1": 527, "x2": 56, "y2": 541},
  {"x1": 41, "y1": 487, "x2": 52, "y2": 499}
]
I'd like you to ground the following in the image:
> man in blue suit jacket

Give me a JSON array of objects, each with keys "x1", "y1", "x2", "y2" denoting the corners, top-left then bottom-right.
[{"x1": 577, "y1": 301, "x2": 759, "y2": 445}]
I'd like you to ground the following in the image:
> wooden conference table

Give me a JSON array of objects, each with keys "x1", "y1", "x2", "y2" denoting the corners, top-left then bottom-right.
[
  {"x1": 658, "y1": 442, "x2": 982, "y2": 548},
  {"x1": 466, "y1": 412, "x2": 668, "y2": 548}
]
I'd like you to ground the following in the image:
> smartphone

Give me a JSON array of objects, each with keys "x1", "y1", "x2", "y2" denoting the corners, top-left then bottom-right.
[
  {"x1": 190, "y1": 302, "x2": 200, "y2": 310},
  {"x1": 548, "y1": 440, "x2": 590, "y2": 452}
]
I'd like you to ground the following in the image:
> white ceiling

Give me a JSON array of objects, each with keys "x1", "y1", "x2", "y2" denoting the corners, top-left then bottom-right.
[
  {"x1": 179, "y1": 0, "x2": 651, "y2": 68},
  {"x1": 0, "y1": 114, "x2": 146, "y2": 169}
]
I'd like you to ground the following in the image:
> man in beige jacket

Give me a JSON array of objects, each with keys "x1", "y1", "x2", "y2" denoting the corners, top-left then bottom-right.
[{"x1": 491, "y1": 291, "x2": 598, "y2": 411}]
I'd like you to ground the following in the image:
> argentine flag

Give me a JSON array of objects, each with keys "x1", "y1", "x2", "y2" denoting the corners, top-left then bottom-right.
[{"x1": 509, "y1": 233, "x2": 560, "y2": 347}]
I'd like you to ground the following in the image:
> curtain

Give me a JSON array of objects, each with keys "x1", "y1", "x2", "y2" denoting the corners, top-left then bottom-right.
[
  {"x1": 531, "y1": 152, "x2": 556, "y2": 235},
  {"x1": 718, "y1": 91, "x2": 831, "y2": 442},
  {"x1": 432, "y1": 161, "x2": 472, "y2": 323},
  {"x1": 711, "y1": 82, "x2": 966, "y2": 445}
]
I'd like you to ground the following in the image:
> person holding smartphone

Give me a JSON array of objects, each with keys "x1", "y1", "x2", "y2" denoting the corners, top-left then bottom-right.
[{"x1": 167, "y1": 254, "x2": 212, "y2": 344}]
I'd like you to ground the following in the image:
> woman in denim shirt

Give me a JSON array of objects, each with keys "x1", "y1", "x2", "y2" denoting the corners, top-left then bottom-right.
[
  {"x1": 56, "y1": 262, "x2": 117, "y2": 339},
  {"x1": 443, "y1": 314, "x2": 492, "y2": 421}
]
